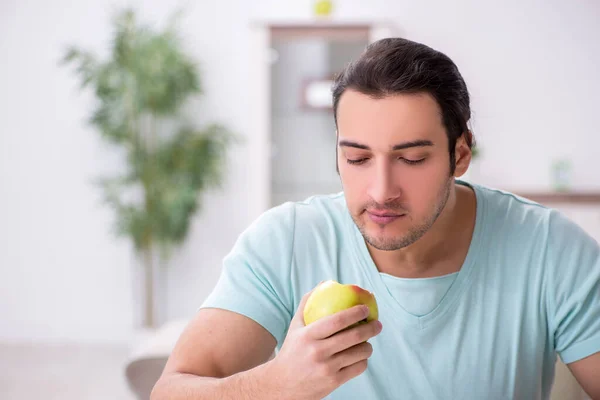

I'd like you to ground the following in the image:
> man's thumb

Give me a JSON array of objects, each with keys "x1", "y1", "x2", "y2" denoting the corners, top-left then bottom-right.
[{"x1": 290, "y1": 283, "x2": 321, "y2": 329}]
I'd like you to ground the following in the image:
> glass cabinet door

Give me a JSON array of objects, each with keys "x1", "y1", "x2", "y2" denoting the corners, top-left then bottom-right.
[{"x1": 269, "y1": 26, "x2": 369, "y2": 207}]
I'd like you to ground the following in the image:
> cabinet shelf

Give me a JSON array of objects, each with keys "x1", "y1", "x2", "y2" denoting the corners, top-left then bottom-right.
[{"x1": 515, "y1": 192, "x2": 600, "y2": 205}]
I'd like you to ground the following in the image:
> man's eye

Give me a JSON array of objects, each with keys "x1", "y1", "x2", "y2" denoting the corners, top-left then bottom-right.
[
  {"x1": 401, "y1": 158, "x2": 426, "y2": 165},
  {"x1": 347, "y1": 158, "x2": 369, "y2": 165}
]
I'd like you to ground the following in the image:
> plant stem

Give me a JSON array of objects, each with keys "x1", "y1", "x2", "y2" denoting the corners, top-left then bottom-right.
[
  {"x1": 141, "y1": 113, "x2": 158, "y2": 328},
  {"x1": 142, "y1": 245, "x2": 155, "y2": 328}
]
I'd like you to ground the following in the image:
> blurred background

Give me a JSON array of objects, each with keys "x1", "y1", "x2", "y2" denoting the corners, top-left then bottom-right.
[{"x1": 1, "y1": 0, "x2": 599, "y2": 399}]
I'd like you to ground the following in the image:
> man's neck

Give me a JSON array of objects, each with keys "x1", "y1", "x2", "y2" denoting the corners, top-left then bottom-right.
[{"x1": 367, "y1": 183, "x2": 477, "y2": 279}]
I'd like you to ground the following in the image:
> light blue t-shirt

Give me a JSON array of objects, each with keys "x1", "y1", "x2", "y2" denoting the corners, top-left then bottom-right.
[
  {"x1": 380, "y1": 272, "x2": 458, "y2": 317},
  {"x1": 201, "y1": 181, "x2": 600, "y2": 399}
]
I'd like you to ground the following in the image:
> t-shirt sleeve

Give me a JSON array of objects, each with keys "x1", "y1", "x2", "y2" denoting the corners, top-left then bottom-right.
[
  {"x1": 199, "y1": 203, "x2": 296, "y2": 347},
  {"x1": 547, "y1": 210, "x2": 600, "y2": 364}
]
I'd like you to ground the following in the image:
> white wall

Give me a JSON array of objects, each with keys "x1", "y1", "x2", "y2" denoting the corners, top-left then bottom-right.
[{"x1": 1, "y1": 0, "x2": 599, "y2": 343}]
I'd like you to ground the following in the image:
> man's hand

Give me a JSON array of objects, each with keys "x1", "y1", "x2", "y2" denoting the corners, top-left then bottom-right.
[{"x1": 265, "y1": 290, "x2": 383, "y2": 400}]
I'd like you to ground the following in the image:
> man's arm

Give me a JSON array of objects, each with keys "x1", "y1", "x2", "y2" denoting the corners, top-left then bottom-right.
[
  {"x1": 150, "y1": 308, "x2": 281, "y2": 399},
  {"x1": 150, "y1": 292, "x2": 382, "y2": 400},
  {"x1": 544, "y1": 211, "x2": 600, "y2": 399},
  {"x1": 568, "y1": 352, "x2": 600, "y2": 400}
]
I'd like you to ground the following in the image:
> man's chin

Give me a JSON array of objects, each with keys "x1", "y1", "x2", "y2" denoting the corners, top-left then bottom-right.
[
  {"x1": 361, "y1": 221, "x2": 425, "y2": 251},
  {"x1": 364, "y1": 234, "x2": 406, "y2": 251},
  {"x1": 362, "y1": 226, "x2": 407, "y2": 247}
]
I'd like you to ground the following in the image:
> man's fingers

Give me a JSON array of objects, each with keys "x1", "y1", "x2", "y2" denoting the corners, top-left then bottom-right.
[
  {"x1": 337, "y1": 359, "x2": 369, "y2": 386},
  {"x1": 332, "y1": 341, "x2": 373, "y2": 370},
  {"x1": 327, "y1": 320, "x2": 382, "y2": 355},
  {"x1": 290, "y1": 288, "x2": 316, "y2": 329},
  {"x1": 307, "y1": 305, "x2": 370, "y2": 339}
]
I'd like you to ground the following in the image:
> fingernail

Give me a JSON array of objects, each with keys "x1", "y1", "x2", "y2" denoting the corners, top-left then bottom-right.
[{"x1": 362, "y1": 306, "x2": 370, "y2": 316}]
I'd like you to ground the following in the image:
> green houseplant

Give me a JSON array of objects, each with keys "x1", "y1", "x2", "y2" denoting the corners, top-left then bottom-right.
[{"x1": 62, "y1": 8, "x2": 235, "y2": 328}]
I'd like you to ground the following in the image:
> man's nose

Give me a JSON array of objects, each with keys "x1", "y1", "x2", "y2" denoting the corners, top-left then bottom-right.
[{"x1": 367, "y1": 161, "x2": 401, "y2": 205}]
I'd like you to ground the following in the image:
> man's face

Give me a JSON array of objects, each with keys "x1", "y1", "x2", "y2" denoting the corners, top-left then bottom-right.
[{"x1": 336, "y1": 91, "x2": 454, "y2": 251}]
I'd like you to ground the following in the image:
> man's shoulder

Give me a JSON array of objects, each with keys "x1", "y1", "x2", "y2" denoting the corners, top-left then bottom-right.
[
  {"x1": 473, "y1": 183, "x2": 553, "y2": 226},
  {"x1": 293, "y1": 192, "x2": 348, "y2": 220},
  {"x1": 244, "y1": 192, "x2": 348, "y2": 241},
  {"x1": 473, "y1": 182, "x2": 595, "y2": 249},
  {"x1": 475, "y1": 183, "x2": 548, "y2": 211}
]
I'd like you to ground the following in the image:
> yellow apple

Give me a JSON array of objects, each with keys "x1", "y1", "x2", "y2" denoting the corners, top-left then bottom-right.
[{"x1": 303, "y1": 280, "x2": 378, "y2": 327}]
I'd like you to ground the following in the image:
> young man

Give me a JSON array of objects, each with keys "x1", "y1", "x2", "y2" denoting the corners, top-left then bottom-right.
[{"x1": 152, "y1": 38, "x2": 600, "y2": 399}]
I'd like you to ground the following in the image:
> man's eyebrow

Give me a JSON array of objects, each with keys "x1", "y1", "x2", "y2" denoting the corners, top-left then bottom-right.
[
  {"x1": 338, "y1": 140, "x2": 370, "y2": 150},
  {"x1": 392, "y1": 140, "x2": 434, "y2": 150},
  {"x1": 338, "y1": 139, "x2": 434, "y2": 150}
]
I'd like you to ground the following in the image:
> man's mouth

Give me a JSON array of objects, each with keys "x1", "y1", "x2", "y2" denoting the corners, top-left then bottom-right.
[{"x1": 366, "y1": 210, "x2": 405, "y2": 225}]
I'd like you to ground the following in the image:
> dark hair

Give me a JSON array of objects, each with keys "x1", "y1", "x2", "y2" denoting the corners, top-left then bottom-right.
[{"x1": 332, "y1": 38, "x2": 474, "y2": 174}]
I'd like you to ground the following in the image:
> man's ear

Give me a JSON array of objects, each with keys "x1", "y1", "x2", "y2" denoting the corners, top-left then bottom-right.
[
  {"x1": 335, "y1": 130, "x2": 340, "y2": 175},
  {"x1": 453, "y1": 132, "x2": 473, "y2": 178}
]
